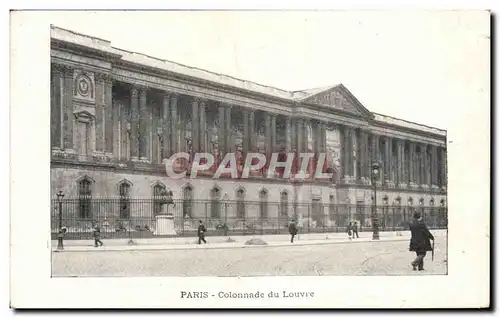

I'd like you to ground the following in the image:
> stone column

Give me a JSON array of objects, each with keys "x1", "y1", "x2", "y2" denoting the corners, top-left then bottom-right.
[
  {"x1": 349, "y1": 129, "x2": 355, "y2": 178},
  {"x1": 138, "y1": 88, "x2": 148, "y2": 161},
  {"x1": 93, "y1": 75, "x2": 104, "y2": 154},
  {"x1": 419, "y1": 144, "x2": 428, "y2": 188},
  {"x1": 364, "y1": 131, "x2": 371, "y2": 181},
  {"x1": 389, "y1": 138, "x2": 396, "y2": 184},
  {"x1": 62, "y1": 66, "x2": 74, "y2": 152},
  {"x1": 104, "y1": 76, "x2": 114, "y2": 156},
  {"x1": 341, "y1": 125, "x2": 349, "y2": 181},
  {"x1": 304, "y1": 119, "x2": 311, "y2": 152},
  {"x1": 296, "y1": 119, "x2": 304, "y2": 154},
  {"x1": 248, "y1": 111, "x2": 255, "y2": 151},
  {"x1": 130, "y1": 86, "x2": 139, "y2": 160},
  {"x1": 224, "y1": 105, "x2": 232, "y2": 153},
  {"x1": 371, "y1": 133, "x2": 381, "y2": 185},
  {"x1": 415, "y1": 145, "x2": 421, "y2": 186},
  {"x1": 162, "y1": 94, "x2": 171, "y2": 158},
  {"x1": 170, "y1": 94, "x2": 179, "y2": 154},
  {"x1": 408, "y1": 142, "x2": 415, "y2": 187},
  {"x1": 358, "y1": 130, "x2": 366, "y2": 182},
  {"x1": 112, "y1": 86, "x2": 120, "y2": 159},
  {"x1": 264, "y1": 112, "x2": 271, "y2": 157},
  {"x1": 242, "y1": 110, "x2": 249, "y2": 155},
  {"x1": 271, "y1": 114, "x2": 277, "y2": 153},
  {"x1": 285, "y1": 117, "x2": 292, "y2": 152},
  {"x1": 396, "y1": 139, "x2": 405, "y2": 188},
  {"x1": 313, "y1": 121, "x2": 320, "y2": 154},
  {"x1": 430, "y1": 145, "x2": 439, "y2": 190},
  {"x1": 440, "y1": 146, "x2": 447, "y2": 190},
  {"x1": 51, "y1": 64, "x2": 63, "y2": 150},
  {"x1": 383, "y1": 136, "x2": 391, "y2": 185},
  {"x1": 191, "y1": 99, "x2": 199, "y2": 154},
  {"x1": 218, "y1": 104, "x2": 226, "y2": 156},
  {"x1": 199, "y1": 100, "x2": 207, "y2": 152},
  {"x1": 291, "y1": 118, "x2": 297, "y2": 151},
  {"x1": 321, "y1": 122, "x2": 327, "y2": 154}
]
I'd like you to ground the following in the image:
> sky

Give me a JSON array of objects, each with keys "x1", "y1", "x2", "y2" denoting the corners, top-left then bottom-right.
[{"x1": 44, "y1": 10, "x2": 489, "y2": 130}]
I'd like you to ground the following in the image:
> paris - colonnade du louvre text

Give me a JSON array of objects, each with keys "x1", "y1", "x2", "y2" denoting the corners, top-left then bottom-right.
[{"x1": 50, "y1": 26, "x2": 447, "y2": 237}]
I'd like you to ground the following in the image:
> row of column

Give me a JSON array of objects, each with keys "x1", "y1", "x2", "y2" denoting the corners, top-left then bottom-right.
[
  {"x1": 344, "y1": 129, "x2": 447, "y2": 189},
  {"x1": 50, "y1": 65, "x2": 447, "y2": 189},
  {"x1": 157, "y1": 96, "x2": 328, "y2": 160}
]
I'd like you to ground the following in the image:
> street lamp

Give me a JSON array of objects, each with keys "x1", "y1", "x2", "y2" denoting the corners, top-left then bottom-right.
[
  {"x1": 371, "y1": 162, "x2": 380, "y2": 240},
  {"x1": 56, "y1": 190, "x2": 65, "y2": 250},
  {"x1": 223, "y1": 193, "x2": 229, "y2": 224}
]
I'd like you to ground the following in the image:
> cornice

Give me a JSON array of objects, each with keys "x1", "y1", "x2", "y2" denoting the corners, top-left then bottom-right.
[
  {"x1": 51, "y1": 38, "x2": 123, "y2": 62},
  {"x1": 368, "y1": 119, "x2": 446, "y2": 142}
]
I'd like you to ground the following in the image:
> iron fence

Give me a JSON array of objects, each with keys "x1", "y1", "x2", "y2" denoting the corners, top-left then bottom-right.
[{"x1": 51, "y1": 198, "x2": 447, "y2": 240}]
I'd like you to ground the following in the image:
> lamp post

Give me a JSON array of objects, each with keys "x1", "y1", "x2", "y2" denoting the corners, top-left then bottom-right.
[
  {"x1": 223, "y1": 193, "x2": 229, "y2": 224},
  {"x1": 56, "y1": 190, "x2": 65, "y2": 250},
  {"x1": 371, "y1": 162, "x2": 380, "y2": 240}
]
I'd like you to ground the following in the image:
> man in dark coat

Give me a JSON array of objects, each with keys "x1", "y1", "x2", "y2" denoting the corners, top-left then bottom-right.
[
  {"x1": 346, "y1": 222, "x2": 353, "y2": 240},
  {"x1": 409, "y1": 212, "x2": 434, "y2": 271},
  {"x1": 197, "y1": 220, "x2": 207, "y2": 244},
  {"x1": 93, "y1": 224, "x2": 103, "y2": 247},
  {"x1": 352, "y1": 221, "x2": 360, "y2": 239},
  {"x1": 289, "y1": 219, "x2": 298, "y2": 243}
]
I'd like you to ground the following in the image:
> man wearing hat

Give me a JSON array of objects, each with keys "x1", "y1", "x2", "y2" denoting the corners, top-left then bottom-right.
[
  {"x1": 197, "y1": 220, "x2": 207, "y2": 244},
  {"x1": 409, "y1": 211, "x2": 434, "y2": 271},
  {"x1": 289, "y1": 219, "x2": 298, "y2": 243}
]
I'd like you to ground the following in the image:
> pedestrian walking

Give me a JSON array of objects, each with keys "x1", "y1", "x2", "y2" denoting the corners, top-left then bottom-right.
[
  {"x1": 352, "y1": 221, "x2": 360, "y2": 239},
  {"x1": 289, "y1": 219, "x2": 298, "y2": 243},
  {"x1": 57, "y1": 226, "x2": 67, "y2": 249},
  {"x1": 409, "y1": 211, "x2": 434, "y2": 271},
  {"x1": 93, "y1": 224, "x2": 104, "y2": 247},
  {"x1": 197, "y1": 220, "x2": 207, "y2": 244},
  {"x1": 347, "y1": 222, "x2": 353, "y2": 240}
]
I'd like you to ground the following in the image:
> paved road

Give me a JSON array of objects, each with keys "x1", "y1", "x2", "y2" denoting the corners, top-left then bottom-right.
[{"x1": 52, "y1": 236, "x2": 447, "y2": 277}]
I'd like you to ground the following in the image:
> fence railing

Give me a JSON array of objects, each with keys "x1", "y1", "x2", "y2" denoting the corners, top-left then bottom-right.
[{"x1": 51, "y1": 198, "x2": 447, "y2": 240}]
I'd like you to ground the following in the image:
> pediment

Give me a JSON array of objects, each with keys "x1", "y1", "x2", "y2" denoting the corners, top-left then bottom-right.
[
  {"x1": 301, "y1": 84, "x2": 374, "y2": 118},
  {"x1": 73, "y1": 110, "x2": 95, "y2": 123}
]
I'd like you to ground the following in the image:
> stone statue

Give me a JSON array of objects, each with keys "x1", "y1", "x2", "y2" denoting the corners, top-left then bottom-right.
[{"x1": 158, "y1": 189, "x2": 175, "y2": 215}]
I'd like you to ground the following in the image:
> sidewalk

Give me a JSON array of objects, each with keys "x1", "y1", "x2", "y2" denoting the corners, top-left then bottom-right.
[{"x1": 52, "y1": 230, "x2": 446, "y2": 252}]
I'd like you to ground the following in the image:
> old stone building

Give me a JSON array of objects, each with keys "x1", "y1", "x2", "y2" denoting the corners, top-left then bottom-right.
[{"x1": 50, "y1": 26, "x2": 447, "y2": 229}]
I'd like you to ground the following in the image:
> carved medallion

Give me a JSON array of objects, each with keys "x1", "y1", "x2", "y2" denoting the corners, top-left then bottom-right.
[{"x1": 73, "y1": 70, "x2": 95, "y2": 104}]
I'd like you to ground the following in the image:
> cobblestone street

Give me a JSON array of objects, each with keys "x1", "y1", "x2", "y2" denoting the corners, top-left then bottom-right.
[{"x1": 52, "y1": 236, "x2": 447, "y2": 277}]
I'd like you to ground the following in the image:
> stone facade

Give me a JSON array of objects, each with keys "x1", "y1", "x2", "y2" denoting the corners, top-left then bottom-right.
[{"x1": 50, "y1": 26, "x2": 447, "y2": 222}]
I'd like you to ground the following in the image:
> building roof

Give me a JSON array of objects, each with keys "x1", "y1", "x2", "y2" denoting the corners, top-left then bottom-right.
[{"x1": 50, "y1": 25, "x2": 446, "y2": 135}]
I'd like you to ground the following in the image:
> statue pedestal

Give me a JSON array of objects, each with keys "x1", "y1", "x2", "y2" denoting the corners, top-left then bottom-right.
[
  {"x1": 154, "y1": 214, "x2": 177, "y2": 236},
  {"x1": 154, "y1": 205, "x2": 177, "y2": 236}
]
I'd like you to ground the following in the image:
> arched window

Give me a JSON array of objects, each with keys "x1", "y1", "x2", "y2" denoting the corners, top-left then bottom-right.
[
  {"x1": 236, "y1": 188, "x2": 245, "y2": 219},
  {"x1": 152, "y1": 183, "x2": 166, "y2": 216},
  {"x1": 78, "y1": 177, "x2": 92, "y2": 219},
  {"x1": 183, "y1": 185, "x2": 194, "y2": 218},
  {"x1": 119, "y1": 182, "x2": 131, "y2": 219},
  {"x1": 259, "y1": 189, "x2": 268, "y2": 218},
  {"x1": 280, "y1": 191, "x2": 288, "y2": 217},
  {"x1": 210, "y1": 187, "x2": 222, "y2": 218}
]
